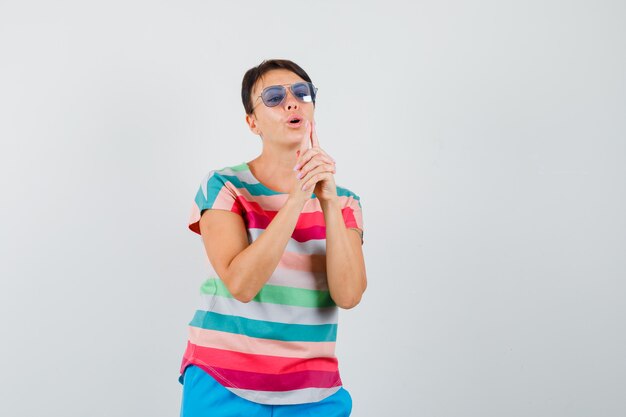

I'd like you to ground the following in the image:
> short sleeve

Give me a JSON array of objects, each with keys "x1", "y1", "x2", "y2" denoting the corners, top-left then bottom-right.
[
  {"x1": 188, "y1": 170, "x2": 243, "y2": 235},
  {"x1": 341, "y1": 193, "x2": 364, "y2": 245}
]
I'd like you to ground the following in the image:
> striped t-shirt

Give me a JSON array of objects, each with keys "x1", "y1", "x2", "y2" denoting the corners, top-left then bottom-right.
[{"x1": 178, "y1": 161, "x2": 364, "y2": 405}]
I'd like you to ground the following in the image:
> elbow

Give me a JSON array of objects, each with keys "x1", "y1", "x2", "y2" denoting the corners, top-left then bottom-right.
[
  {"x1": 221, "y1": 264, "x2": 258, "y2": 303},
  {"x1": 229, "y1": 285, "x2": 256, "y2": 303},
  {"x1": 334, "y1": 288, "x2": 364, "y2": 309},
  {"x1": 335, "y1": 276, "x2": 367, "y2": 309},
  {"x1": 335, "y1": 295, "x2": 362, "y2": 310},
  {"x1": 234, "y1": 295, "x2": 254, "y2": 304},
  {"x1": 223, "y1": 275, "x2": 257, "y2": 304}
]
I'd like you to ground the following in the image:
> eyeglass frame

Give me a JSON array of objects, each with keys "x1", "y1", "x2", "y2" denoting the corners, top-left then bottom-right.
[{"x1": 251, "y1": 81, "x2": 318, "y2": 112}]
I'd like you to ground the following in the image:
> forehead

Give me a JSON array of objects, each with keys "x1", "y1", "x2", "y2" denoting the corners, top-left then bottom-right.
[{"x1": 253, "y1": 69, "x2": 305, "y2": 95}]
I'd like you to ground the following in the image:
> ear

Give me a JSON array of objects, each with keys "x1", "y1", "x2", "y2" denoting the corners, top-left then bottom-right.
[{"x1": 246, "y1": 113, "x2": 262, "y2": 136}]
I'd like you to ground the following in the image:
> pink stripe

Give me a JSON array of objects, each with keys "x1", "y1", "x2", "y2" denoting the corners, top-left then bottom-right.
[
  {"x1": 276, "y1": 250, "x2": 326, "y2": 273},
  {"x1": 230, "y1": 193, "x2": 357, "y2": 241},
  {"x1": 188, "y1": 188, "x2": 243, "y2": 235},
  {"x1": 291, "y1": 225, "x2": 327, "y2": 243},
  {"x1": 191, "y1": 185, "x2": 353, "y2": 229},
  {"x1": 194, "y1": 364, "x2": 342, "y2": 391},
  {"x1": 245, "y1": 210, "x2": 326, "y2": 236},
  {"x1": 214, "y1": 187, "x2": 243, "y2": 212},
  {"x1": 191, "y1": 344, "x2": 338, "y2": 374},
  {"x1": 236, "y1": 190, "x2": 287, "y2": 211},
  {"x1": 342, "y1": 205, "x2": 361, "y2": 230},
  {"x1": 188, "y1": 327, "x2": 336, "y2": 359},
  {"x1": 179, "y1": 340, "x2": 195, "y2": 374}
]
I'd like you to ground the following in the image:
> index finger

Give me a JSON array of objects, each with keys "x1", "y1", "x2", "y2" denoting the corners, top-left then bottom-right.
[
  {"x1": 299, "y1": 120, "x2": 312, "y2": 155},
  {"x1": 311, "y1": 119, "x2": 320, "y2": 148}
]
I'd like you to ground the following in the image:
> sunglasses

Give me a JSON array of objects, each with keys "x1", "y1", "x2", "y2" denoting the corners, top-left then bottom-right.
[{"x1": 252, "y1": 82, "x2": 318, "y2": 110}]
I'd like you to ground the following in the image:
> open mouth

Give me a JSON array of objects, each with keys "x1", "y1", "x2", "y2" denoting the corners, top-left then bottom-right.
[{"x1": 287, "y1": 117, "x2": 303, "y2": 127}]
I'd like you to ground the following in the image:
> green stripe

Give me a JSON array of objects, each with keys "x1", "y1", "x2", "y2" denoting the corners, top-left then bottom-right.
[
  {"x1": 230, "y1": 163, "x2": 249, "y2": 172},
  {"x1": 189, "y1": 310, "x2": 337, "y2": 342},
  {"x1": 201, "y1": 278, "x2": 335, "y2": 308}
]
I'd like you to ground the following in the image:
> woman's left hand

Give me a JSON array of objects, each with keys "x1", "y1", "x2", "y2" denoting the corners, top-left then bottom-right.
[{"x1": 294, "y1": 120, "x2": 338, "y2": 203}]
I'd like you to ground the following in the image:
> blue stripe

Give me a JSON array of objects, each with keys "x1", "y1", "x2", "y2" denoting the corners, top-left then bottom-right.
[
  {"x1": 219, "y1": 172, "x2": 359, "y2": 199},
  {"x1": 189, "y1": 310, "x2": 337, "y2": 342},
  {"x1": 195, "y1": 172, "x2": 223, "y2": 209}
]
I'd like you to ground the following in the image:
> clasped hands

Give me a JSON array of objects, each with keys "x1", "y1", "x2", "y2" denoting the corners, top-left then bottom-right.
[{"x1": 292, "y1": 120, "x2": 338, "y2": 203}]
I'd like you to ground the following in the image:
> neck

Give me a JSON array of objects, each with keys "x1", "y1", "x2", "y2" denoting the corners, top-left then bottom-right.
[{"x1": 248, "y1": 148, "x2": 300, "y2": 192}]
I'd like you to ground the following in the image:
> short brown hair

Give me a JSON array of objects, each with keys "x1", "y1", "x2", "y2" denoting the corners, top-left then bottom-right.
[{"x1": 241, "y1": 59, "x2": 315, "y2": 115}]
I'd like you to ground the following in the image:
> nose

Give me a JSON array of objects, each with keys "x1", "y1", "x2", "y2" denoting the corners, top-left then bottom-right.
[{"x1": 282, "y1": 88, "x2": 299, "y2": 111}]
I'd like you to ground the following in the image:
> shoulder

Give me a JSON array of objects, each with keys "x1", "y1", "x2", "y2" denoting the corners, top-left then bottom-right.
[
  {"x1": 199, "y1": 162, "x2": 248, "y2": 187},
  {"x1": 202, "y1": 162, "x2": 246, "y2": 180},
  {"x1": 214, "y1": 162, "x2": 248, "y2": 176},
  {"x1": 193, "y1": 163, "x2": 251, "y2": 205}
]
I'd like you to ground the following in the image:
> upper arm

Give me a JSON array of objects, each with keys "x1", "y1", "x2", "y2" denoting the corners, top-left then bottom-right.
[
  {"x1": 198, "y1": 208, "x2": 249, "y2": 283},
  {"x1": 348, "y1": 227, "x2": 367, "y2": 291}
]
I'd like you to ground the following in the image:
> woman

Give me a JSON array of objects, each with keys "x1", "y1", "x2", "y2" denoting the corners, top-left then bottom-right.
[{"x1": 179, "y1": 59, "x2": 367, "y2": 417}]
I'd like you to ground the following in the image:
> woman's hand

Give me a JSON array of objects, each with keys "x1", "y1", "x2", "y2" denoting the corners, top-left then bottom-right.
[{"x1": 292, "y1": 120, "x2": 338, "y2": 203}]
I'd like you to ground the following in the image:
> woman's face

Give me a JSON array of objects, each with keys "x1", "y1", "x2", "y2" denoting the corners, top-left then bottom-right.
[{"x1": 246, "y1": 69, "x2": 315, "y2": 145}]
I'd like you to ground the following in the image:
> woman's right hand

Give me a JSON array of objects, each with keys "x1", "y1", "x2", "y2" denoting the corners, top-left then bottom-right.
[{"x1": 289, "y1": 120, "x2": 335, "y2": 203}]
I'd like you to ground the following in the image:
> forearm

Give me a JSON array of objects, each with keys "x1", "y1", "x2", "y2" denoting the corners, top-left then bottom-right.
[
  {"x1": 227, "y1": 196, "x2": 306, "y2": 302},
  {"x1": 321, "y1": 197, "x2": 367, "y2": 309}
]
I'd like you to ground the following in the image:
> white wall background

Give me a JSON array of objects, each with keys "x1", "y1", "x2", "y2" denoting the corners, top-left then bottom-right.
[{"x1": 1, "y1": 1, "x2": 624, "y2": 416}]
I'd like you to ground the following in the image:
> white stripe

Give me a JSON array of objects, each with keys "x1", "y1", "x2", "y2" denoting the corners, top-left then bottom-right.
[
  {"x1": 199, "y1": 293, "x2": 338, "y2": 325},
  {"x1": 226, "y1": 386, "x2": 342, "y2": 405},
  {"x1": 201, "y1": 266, "x2": 327, "y2": 291},
  {"x1": 265, "y1": 267, "x2": 328, "y2": 291},
  {"x1": 248, "y1": 228, "x2": 327, "y2": 255}
]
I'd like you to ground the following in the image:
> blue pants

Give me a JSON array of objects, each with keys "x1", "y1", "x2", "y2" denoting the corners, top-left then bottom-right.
[{"x1": 180, "y1": 365, "x2": 352, "y2": 417}]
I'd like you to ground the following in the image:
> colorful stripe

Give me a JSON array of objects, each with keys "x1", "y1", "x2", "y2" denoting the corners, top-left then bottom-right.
[
  {"x1": 248, "y1": 228, "x2": 327, "y2": 256},
  {"x1": 200, "y1": 278, "x2": 335, "y2": 308},
  {"x1": 188, "y1": 327, "x2": 337, "y2": 358},
  {"x1": 201, "y1": 365, "x2": 342, "y2": 391},
  {"x1": 189, "y1": 310, "x2": 337, "y2": 342},
  {"x1": 190, "y1": 344, "x2": 338, "y2": 374},
  {"x1": 199, "y1": 293, "x2": 338, "y2": 325},
  {"x1": 226, "y1": 386, "x2": 342, "y2": 405},
  {"x1": 265, "y1": 268, "x2": 329, "y2": 291}
]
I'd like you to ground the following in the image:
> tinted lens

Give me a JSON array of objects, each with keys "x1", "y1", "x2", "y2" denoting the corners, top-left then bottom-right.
[
  {"x1": 261, "y1": 86, "x2": 286, "y2": 107},
  {"x1": 292, "y1": 82, "x2": 315, "y2": 103}
]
